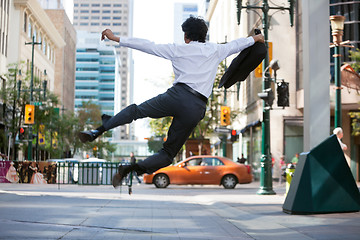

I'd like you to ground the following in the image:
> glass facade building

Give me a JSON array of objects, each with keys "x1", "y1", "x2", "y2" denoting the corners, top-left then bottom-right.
[{"x1": 75, "y1": 31, "x2": 120, "y2": 117}]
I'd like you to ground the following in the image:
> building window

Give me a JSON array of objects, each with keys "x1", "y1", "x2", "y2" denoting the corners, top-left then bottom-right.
[
  {"x1": 102, "y1": 16, "x2": 110, "y2": 19},
  {"x1": 38, "y1": 33, "x2": 42, "y2": 50},
  {"x1": 103, "y1": 10, "x2": 111, "y2": 13},
  {"x1": 113, "y1": 4, "x2": 122, "y2": 7},
  {"x1": 91, "y1": 10, "x2": 100, "y2": 13},
  {"x1": 80, "y1": 23, "x2": 89, "y2": 26},
  {"x1": 91, "y1": 16, "x2": 100, "y2": 20},
  {"x1": 113, "y1": 23, "x2": 122, "y2": 26},
  {"x1": 43, "y1": 38, "x2": 46, "y2": 55},
  {"x1": 103, "y1": 4, "x2": 111, "y2": 7},
  {"x1": 91, "y1": 23, "x2": 100, "y2": 26},
  {"x1": 92, "y1": 4, "x2": 100, "y2": 7},
  {"x1": 23, "y1": 12, "x2": 27, "y2": 33},
  {"x1": 80, "y1": 10, "x2": 89, "y2": 13},
  {"x1": 28, "y1": 20, "x2": 32, "y2": 39}
]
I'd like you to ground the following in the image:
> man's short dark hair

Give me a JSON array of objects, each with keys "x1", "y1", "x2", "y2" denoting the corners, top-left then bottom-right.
[{"x1": 181, "y1": 16, "x2": 208, "y2": 43}]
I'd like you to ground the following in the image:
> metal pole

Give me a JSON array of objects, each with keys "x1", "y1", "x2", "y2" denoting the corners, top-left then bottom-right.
[
  {"x1": 25, "y1": 35, "x2": 41, "y2": 161},
  {"x1": 257, "y1": 0, "x2": 275, "y2": 195},
  {"x1": 27, "y1": 36, "x2": 35, "y2": 160},
  {"x1": 334, "y1": 45, "x2": 341, "y2": 128}
]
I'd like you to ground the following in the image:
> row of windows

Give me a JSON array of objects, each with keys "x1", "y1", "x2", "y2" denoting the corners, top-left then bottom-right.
[
  {"x1": 75, "y1": 10, "x2": 125, "y2": 14},
  {"x1": 75, "y1": 16, "x2": 122, "y2": 20},
  {"x1": 74, "y1": 3, "x2": 124, "y2": 8},
  {"x1": 75, "y1": 22, "x2": 124, "y2": 26},
  {"x1": 75, "y1": 96, "x2": 97, "y2": 99},
  {"x1": 76, "y1": 77, "x2": 98, "y2": 80},
  {"x1": 99, "y1": 88, "x2": 114, "y2": 92},
  {"x1": 99, "y1": 97, "x2": 114, "y2": 101},
  {"x1": 76, "y1": 67, "x2": 99, "y2": 71},
  {"x1": 23, "y1": 12, "x2": 55, "y2": 64},
  {"x1": 75, "y1": 86, "x2": 98, "y2": 90},
  {"x1": 75, "y1": 15, "x2": 127, "y2": 20}
]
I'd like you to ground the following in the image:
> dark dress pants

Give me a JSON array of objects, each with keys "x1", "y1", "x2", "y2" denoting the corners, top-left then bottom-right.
[{"x1": 103, "y1": 84, "x2": 207, "y2": 173}]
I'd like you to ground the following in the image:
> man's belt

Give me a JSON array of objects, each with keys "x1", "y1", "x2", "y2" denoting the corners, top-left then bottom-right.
[{"x1": 176, "y1": 83, "x2": 208, "y2": 103}]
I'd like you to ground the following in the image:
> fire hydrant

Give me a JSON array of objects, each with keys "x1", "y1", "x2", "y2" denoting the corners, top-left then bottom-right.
[{"x1": 284, "y1": 163, "x2": 296, "y2": 196}]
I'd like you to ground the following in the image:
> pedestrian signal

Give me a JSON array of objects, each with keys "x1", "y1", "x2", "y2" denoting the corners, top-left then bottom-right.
[
  {"x1": 24, "y1": 104, "x2": 35, "y2": 124},
  {"x1": 231, "y1": 129, "x2": 238, "y2": 142},
  {"x1": 19, "y1": 127, "x2": 25, "y2": 140},
  {"x1": 277, "y1": 81, "x2": 289, "y2": 108},
  {"x1": 220, "y1": 106, "x2": 231, "y2": 126}
]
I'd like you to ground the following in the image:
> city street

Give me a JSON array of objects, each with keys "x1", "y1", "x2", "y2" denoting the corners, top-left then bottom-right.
[{"x1": 0, "y1": 182, "x2": 359, "y2": 240}]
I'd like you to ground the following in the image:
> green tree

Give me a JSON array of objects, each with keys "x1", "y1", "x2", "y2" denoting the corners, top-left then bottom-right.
[
  {"x1": 76, "y1": 101, "x2": 116, "y2": 159},
  {"x1": 1, "y1": 62, "x2": 115, "y2": 160},
  {"x1": 348, "y1": 48, "x2": 360, "y2": 135},
  {"x1": 349, "y1": 48, "x2": 360, "y2": 72},
  {"x1": 0, "y1": 63, "x2": 30, "y2": 160}
]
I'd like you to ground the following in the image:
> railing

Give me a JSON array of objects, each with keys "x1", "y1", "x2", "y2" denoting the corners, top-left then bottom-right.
[{"x1": 57, "y1": 162, "x2": 120, "y2": 185}]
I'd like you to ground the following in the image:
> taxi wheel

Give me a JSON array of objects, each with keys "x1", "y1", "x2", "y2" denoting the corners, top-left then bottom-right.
[
  {"x1": 222, "y1": 175, "x2": 237, "y2": 189},
  {"x1": 153, "y1": 174, "x2": 170, "y2": 188}
]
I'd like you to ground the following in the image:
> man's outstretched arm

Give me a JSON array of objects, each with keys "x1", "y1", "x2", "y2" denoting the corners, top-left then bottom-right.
[{"x1": 101, "y1": 29, "x2": 120, "y2": 42}]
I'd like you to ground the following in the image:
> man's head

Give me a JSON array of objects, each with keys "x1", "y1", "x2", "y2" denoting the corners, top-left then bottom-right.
[{"x1": 181, "y1": 16, "x2": 208, "y2": 43}]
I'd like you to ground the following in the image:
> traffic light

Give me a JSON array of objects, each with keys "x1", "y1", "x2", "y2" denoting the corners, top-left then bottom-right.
[
  {"x1": 24, "y1": 104, "x2": 35, "y2": 124},
  {"x1": 231, "y1": 129, "x2": 238, "y2": 142},
  {"x1": 220, "y1": 106, "x2": 231, "y2": 126},
  {"x1": 277, "y1": 81, "x2": 289, "y2": 108},
  {"x1": 19, "y1": 127, "x2": 25, "y2": 140},
  {"x1": 257, "y1": 88, "x2": 274, "y2": 108}
]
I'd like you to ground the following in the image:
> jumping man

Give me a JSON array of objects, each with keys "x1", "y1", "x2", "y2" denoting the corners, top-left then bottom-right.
[{"x1": 78, "y1": 17, "x2": 265, "y2": 188}]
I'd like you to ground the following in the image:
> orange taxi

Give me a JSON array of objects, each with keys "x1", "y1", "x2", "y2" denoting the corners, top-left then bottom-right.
[{"x1": 143, "y1": 155, "x2": 252, "y2": 189}]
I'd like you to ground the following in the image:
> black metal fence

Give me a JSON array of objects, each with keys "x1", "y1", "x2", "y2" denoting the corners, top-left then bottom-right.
[{"x1": 57, "y1": 162, "x2": 120, "y2": 185}]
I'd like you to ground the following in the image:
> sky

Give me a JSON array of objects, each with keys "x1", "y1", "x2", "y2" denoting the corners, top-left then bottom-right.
[{"x1": 131, "y1": 0, "x2": 202, "y2": 140}]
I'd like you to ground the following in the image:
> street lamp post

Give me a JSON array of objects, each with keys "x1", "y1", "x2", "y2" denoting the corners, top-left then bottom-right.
[
  {"x1": 330, "y1": 15, "x2": 345, "y2": 128},
  {"x1": 237, "y1": 0, "x2": 294, "y2": 195}
]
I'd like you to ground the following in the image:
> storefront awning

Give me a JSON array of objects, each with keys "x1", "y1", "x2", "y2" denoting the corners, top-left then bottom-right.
[{"x1": 240, "y1": 120, "x2": 261, "y2": 134}]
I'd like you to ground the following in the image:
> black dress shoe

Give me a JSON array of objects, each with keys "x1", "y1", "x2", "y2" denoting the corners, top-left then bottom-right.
[
  {"x1": 112, "y1": 164, "x2": 133, "y2": 188},
  {"x1": 78, "y1": 130, "x2": 101, "y2": 143}
]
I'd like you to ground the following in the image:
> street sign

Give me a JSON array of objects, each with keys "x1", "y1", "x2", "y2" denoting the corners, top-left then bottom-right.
[
  {"x1": 215, "y1": 127, "x2": 231, "y2": 133},
  {"x1": 31, "y1": 102, "x2": 42, "y2": 106}
]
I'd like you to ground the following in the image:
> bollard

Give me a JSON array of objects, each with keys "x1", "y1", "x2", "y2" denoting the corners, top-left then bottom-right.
[{"x1": 285, "y1": 163, "x2": 296, "y2": 196}]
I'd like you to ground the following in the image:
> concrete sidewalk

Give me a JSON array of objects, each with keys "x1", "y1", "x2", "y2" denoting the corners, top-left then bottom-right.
[{"x1": 0, "y1": 182, "x2": 359, "y2": 240}]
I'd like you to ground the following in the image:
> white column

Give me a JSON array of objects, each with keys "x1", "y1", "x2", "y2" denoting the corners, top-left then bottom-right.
[{"x1": 302, "y1": 0, "x2": 330, "y2": 151}]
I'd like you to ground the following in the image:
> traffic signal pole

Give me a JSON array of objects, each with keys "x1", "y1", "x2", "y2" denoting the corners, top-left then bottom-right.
[
  {"x1": 25, "y1": 36, "x2": 41, "y2": 160},
  {"x1": 237, "y1": 0, "x2": 294, "y2": 195}
]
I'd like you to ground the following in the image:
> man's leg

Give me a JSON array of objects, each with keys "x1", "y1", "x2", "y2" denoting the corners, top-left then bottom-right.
[
  {"x1": 111, "y1": 85, "x2": 206, "y2": 188},
  {"x1": 79, "y1": 90, "x2": 173, "y2": 143}
]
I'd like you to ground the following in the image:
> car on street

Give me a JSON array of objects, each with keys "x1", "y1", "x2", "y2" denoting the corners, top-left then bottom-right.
[{"x1": 143, "y1": 155, "x2": 252, "y2": 189}]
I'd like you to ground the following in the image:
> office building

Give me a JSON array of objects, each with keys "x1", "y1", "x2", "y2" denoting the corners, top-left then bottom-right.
[
  {"x1": 73, "y1": 0, "x2": 133, "y2": 140},
  {"x1": 75, "y1": 31, "x2": 120, "y2": 126}
]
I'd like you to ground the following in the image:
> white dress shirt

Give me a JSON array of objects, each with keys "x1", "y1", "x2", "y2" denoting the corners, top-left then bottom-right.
[{"x1": 119, "y1": 37, "x2": 255, "y2": 98}]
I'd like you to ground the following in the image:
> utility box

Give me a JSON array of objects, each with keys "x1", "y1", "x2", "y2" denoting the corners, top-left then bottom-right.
[{"x1": 283, "y1": 134, "x2": 360, "y2": 214}]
